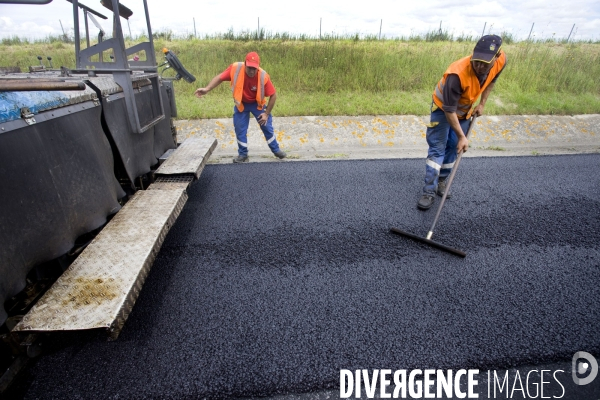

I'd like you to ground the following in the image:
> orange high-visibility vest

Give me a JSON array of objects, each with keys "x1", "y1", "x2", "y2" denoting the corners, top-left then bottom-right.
[
  {"x1": 229, "y1": 62, "x2": 269, "y2": 112},
  {"x1": 432, "y1": 51, "x2": 506, "y2": 119}
]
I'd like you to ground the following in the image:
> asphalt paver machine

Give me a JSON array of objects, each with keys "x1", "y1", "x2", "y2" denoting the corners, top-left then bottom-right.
[{"x1": 0, "y1": 0, "x2": 215, "y2": 390}]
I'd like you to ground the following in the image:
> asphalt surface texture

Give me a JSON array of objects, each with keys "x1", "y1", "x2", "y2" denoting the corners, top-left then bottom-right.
[{"x1": 8, "y1": 154, "x2": 600, "y2": 399}]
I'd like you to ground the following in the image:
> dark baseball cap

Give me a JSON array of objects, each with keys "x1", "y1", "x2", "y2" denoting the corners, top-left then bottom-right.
[{"x1": 472, "y1": 35, "x2": 502, "y2": 63}]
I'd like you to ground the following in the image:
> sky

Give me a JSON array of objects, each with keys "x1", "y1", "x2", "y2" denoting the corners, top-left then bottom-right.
[{"x1": 1, "y1": 0, "x2": 600, "y2": 41}]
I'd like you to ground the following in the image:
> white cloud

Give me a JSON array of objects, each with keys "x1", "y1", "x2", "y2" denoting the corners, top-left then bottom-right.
[{"x1": 0, "y1": 0, "x2": 598, "y2": 41}]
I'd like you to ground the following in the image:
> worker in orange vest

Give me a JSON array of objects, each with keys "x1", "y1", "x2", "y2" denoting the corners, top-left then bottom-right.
[
  {"x1": 418, "y1": 35, "x2": 507, "y2": 210},
  {"x1": 194, "y1": 52, "x2": 286, "y2": 163}
]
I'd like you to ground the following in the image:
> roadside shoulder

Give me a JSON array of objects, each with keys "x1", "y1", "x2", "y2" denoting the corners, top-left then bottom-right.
[{"x1": 175, "y1": 114, "x2": 600, "y2": 163}]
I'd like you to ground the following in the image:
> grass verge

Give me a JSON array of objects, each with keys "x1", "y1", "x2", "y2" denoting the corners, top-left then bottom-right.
[{"x1": 2, "y1": 40, "x2": 599, "y2": 118}]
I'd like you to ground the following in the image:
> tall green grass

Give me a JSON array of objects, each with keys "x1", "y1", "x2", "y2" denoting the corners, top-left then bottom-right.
[{"x1": 1, "y1": 37, "x2": 599, "y2": 118}]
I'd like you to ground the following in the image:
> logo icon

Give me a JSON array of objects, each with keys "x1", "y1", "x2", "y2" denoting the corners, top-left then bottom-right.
[
  {"x1": 489, "y1": 44, "x2": 496, "y2": 51},
  {"x1": 572, "y1": 351, "x2": 598, "y2": 385}
]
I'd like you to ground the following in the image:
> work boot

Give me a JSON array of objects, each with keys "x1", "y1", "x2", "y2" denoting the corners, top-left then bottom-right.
[
  {"x1": 233, "y1": 155, "x2": 249, "y2": 163},
  {"x1": 274, "y1": 150, "x2": 287, "y2": 159},
  {"x1": 436, "y1": 178, "x2": 452, "y2": 198},
  {"x1": 417, "y1": 194, "x2": 435, "y2": 210}
]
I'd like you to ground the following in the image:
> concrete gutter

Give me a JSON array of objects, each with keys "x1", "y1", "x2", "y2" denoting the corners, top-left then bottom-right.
[{"x1": 175, "y1": 114, "x2": 600, "y2": 164}]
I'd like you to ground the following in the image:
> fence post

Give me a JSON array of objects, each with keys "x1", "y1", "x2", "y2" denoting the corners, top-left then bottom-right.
[
  {"x1": 379, "y1": 19, "x2": 382, "y2": 40},
  {"x1": 320, "y1": 18, "x2": 322, "y2": 40},
  {"x1": 527, "y1": 22, "x2": 534, "y2": 41},
  {"x1": 481, "y1": 22, "x2": 486, "y2": 37},
  {"x1": 59, "y1": 19, "x2": 67, "y2": 42},
  {"x1": 567, "y1": 24, "x2": 575, "y2": 42},
  {"x1": 193, "y1": 18, "x2": 196, "y2": 38}
]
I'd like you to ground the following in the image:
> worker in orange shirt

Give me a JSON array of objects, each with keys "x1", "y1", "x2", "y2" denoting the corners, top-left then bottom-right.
[
  {"x1": 418, "y1": 35, "x2": 507, "y2": 210},
  {"x1": 195, "y1": 52, "x2": 286, "y2": 163}
]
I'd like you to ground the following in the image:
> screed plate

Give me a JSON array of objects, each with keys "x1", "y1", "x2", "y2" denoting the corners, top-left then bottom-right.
[
  {"x1": 14, "y1": 188, "x2": 187, "y2": 336},
  {"x1": 155, "y1": 137, "x2": 217, "y2": 179}
]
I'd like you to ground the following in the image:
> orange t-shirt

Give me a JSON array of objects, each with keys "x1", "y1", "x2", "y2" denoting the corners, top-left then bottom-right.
[{"x1": 220, "y1": 64, "x2": 276, "y2": 103}]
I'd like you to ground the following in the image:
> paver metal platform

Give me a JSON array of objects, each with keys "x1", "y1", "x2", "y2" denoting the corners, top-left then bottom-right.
[
  {"x1": 13, "y1": 137, "x2": 217, "y2": 339},
  {"x1": 155, "y1": 136, "x2": 217, "y2": 179}
]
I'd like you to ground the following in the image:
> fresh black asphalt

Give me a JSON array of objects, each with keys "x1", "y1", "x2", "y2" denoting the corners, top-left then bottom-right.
[{"x1": 9, "y1": 154, "x2": 600, "y2": 399}]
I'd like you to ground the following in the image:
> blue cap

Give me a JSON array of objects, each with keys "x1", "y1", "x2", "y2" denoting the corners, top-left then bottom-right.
[{"x1": 472, "y1": 35, "x2": 502, "y2": 63}]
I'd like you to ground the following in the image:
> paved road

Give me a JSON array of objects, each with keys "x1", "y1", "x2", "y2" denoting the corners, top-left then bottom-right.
[{"x1": 9, "y1": 155, "x2": 600, "y2": 399}]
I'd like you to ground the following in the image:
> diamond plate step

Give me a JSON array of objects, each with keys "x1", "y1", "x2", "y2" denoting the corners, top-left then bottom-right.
[
  {"x1": 155, "y1": 137, "x2": 217, "y2": 179},
  {"x1": 13, "y1": 189, "x2": 186, "y2": 338},
  {"x1": 13, "y1": 136, "x2": 217, "y2": 339}
]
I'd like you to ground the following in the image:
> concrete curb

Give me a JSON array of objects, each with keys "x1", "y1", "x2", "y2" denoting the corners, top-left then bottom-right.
[{"x1": 175, "y1": 114, "x2": 600, "y2": 164}]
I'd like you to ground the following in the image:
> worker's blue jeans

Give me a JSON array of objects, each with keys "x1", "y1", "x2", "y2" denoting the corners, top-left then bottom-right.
[
  {"x1": 423, "y1": 108, "x2": 471, "y2": 194},
  {"x1": 233, "y1": 102, "x2": 281, "y2": 157}
]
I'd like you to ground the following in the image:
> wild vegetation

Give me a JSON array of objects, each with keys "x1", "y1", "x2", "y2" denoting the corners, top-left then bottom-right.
[{"x1": 1, "y1": 31, "x2": 599, "y2": 119}]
